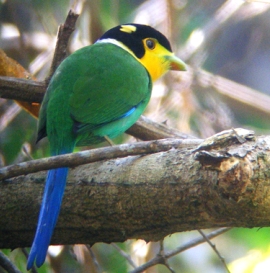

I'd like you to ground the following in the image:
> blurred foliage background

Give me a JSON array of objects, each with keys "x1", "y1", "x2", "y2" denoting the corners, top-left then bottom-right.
[{"x1": 1, "y1": 0, "x2": 270, "y2": 272}]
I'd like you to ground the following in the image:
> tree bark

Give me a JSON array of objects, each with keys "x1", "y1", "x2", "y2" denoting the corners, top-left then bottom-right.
[{"x1": 1, "y1": 129, "x2": 270, "y2": 249}]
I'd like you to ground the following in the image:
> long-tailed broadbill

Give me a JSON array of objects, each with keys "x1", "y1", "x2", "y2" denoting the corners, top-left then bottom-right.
[{"x1": 27, "y1": 23, "x2": 187, "y2": 269}]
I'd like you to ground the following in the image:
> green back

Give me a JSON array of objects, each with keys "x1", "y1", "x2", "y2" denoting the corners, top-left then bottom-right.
[{"x1": 38, "y1": 43, "x2": 152, "y2": 149}]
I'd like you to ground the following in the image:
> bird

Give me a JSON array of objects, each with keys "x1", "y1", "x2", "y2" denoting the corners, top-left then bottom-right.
[{"x1": 27, "y1": 23, "x2": 187, "y2": 269}]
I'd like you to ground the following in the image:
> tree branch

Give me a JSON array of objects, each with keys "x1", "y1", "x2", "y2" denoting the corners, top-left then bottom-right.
[
  {"x1": 0, "y1": 251, "x2": 21, "y2": 273},
  {"x1": 1, "y1": 129, "x2": 270, "y2": 249},
  {"x1": 0, "y1": 138, "x2": 201, "y2": 180},
  {"x1": 46, "y1": 9, "x2": 79, "y2": 84},
  {"x1": 0, "y1": 77, "x2": 196, "y2": 141},
  {"x1": 0, "y1": 76, "x2": 45, "y2": 102},
  {"x1": 127, "y1": 115, "x2": 196, "y2": 141},
  {"x1": 198, "y1": 229, "x2": 230, "y2": 273},
  {"x1": 130, "y1": 228, "x2": 231, "y2": 273}
]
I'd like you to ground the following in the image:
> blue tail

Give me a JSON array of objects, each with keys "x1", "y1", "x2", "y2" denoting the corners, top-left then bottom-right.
[{"x1": 27, "y1": 166, "x2": 69, "y2": 269}]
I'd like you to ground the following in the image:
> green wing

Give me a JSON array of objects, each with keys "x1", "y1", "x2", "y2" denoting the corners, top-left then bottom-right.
[
  {"x1": 69, "y1": 43, "x2": 151, "y2": 143},
  {"x1": 70, "y1": 43, "x2": 151, "y2": 127},
  {"x1": 38, "y1": 43, "x2": 152, "y2": 146}
]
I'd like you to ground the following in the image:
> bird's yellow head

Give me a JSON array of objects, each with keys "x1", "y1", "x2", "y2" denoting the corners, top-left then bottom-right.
[{"x1": 98, "y1": 24, "x2": 187, "y2": 82}]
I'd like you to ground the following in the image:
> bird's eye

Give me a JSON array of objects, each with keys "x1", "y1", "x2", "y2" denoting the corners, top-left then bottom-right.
[{"x1": 146, "y1": 39, "x2": 155, "y2": 50}]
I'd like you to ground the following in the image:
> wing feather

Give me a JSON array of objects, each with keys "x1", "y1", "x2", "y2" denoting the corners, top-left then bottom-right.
[{"x1": 70, "y1": 43, "x2": 150, "y2": 127}]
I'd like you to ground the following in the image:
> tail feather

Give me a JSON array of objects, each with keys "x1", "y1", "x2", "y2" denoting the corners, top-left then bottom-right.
[{"x1": 27, "y1": 166, "x2": 69, "y2": 269}]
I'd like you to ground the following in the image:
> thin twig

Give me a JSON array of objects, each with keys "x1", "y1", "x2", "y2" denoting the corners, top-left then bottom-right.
[
  {"x1": 85, "y1": 245, "x2": 102, "y2": 273},
  {"x1": 0, "y1": 138, "x2": 202, "y2": 180},
  {"x1": 0, "y1": 251, "x2": 22, "y2": 273},
  {"x1": 159, "y1": 240, "x2": 175, "y2": 273},
  {"x1": 111, "y1": 243, "x2": 137, "y2": 269},
  {"x1": 198, "y1": 229, "x2": 231, "y2": 273},
  {"x1": 22, "y1": 144, "x2": 34, "y2": 160},
  {"x1": 129, "y1": 227, "x2": 231, "y2": 273},
  {"x1": 46, "y1": 9, "x2": 79, "y2": 84},
  {"x1": 0, "y1": 103, "x2": 21, "y2": 132}
]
